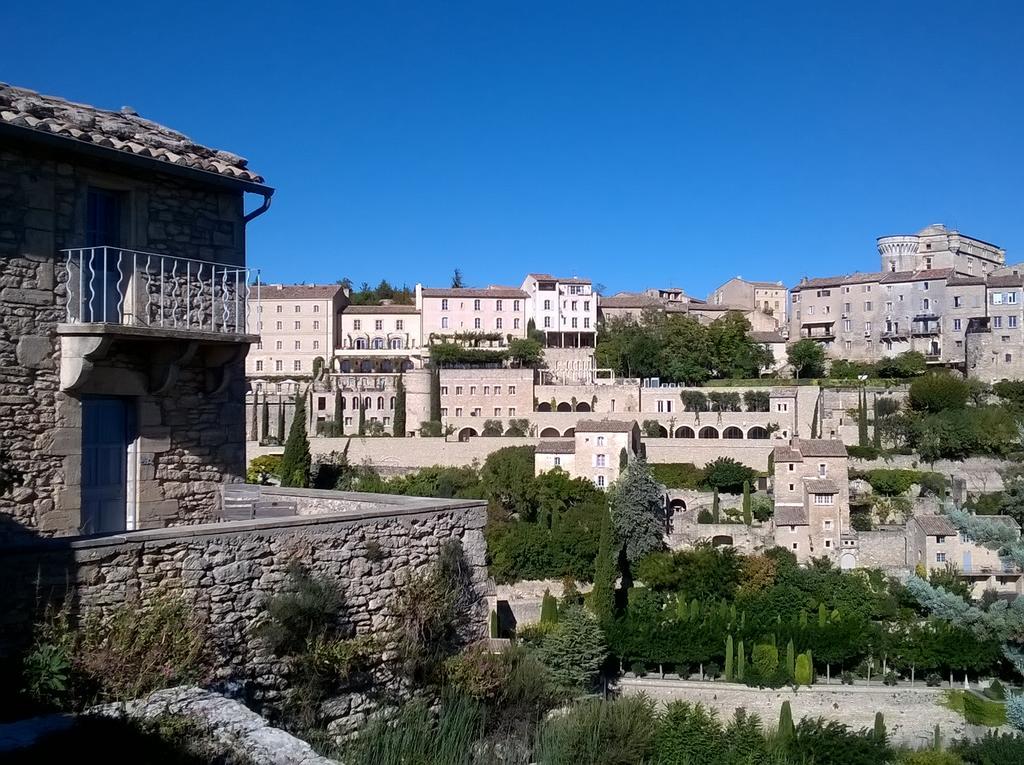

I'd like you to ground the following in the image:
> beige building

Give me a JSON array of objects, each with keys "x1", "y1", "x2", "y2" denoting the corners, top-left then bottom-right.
[
  {"x1": 906, "y1": 515, "x2": 1023, "y2": 597},
  {"x1": 709, "y1": 277, "x2": 787, "y2": 327},
  {"x1": 771, "y1": 439, "x2": 851, "y2": 563},
  {"x1": 440, "y1": 368, "x2": 534, "y2": 438},
  {"x1": 522, "y1": 273, "x2": 598, "y2": 347},
  {"x1": 965, "y1": 270, "x2": 1024, "y2": 380},
  {"x1": 535, "y1": 419, "x2": 641, "y2": 489},
  {"x1": 248, "y1": 284, "x2": 345, "y2": 377},
  {"x1": 598, "y1": 287, "x2": 701, "y2": 324},
  {"x1": 335, "y1": 304, "x2": 422, "y2": 372},
  {"x1": 417, "y1": 285, "x2": 527, "y2": 346},
  {"x1": 877, "y1": 224, "x2": 1004, "y2": 277}
]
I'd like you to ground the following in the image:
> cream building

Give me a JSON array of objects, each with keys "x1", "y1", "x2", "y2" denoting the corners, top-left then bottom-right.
[
  {"x1": 709, "y1": 277, "x2": 787, "y2": 327},
  {"x1": 247, "y1": 284, "x2": 345, "y2": 377},
  {"x1": 335, "y1": 304, "x2": 422, "y2": 372},
  {"x1": 771, "y1": 439, "x2": 850, "y2": 563},
  {"x1": 440, "y1": 368, "x2": 534, "y2": 439},
  {"x1": 522, "y1": 273, "x2": 598, "y2": 347},
  {"x1": 906, "y1": 515, "x2": 1023, "y2": 597},
  {"x1": 417, "y1": 285, "x2": 528, "y2": 346},
  {"x1": 534, "y1": 419, "x2": 641, "y2": 489}
]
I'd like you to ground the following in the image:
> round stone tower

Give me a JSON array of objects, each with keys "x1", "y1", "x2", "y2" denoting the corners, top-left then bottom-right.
[
  {"x1": 876, "y1": 234, "x2": 920, "y2": 273},
  {"x1": 404, "y1": 368, "x2": 432, "y2": 434}
]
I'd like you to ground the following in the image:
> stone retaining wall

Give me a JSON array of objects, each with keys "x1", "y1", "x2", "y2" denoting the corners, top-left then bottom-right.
[
  {"x1": 0, "y1": 489, "x2": 489, "y2": 731},
  {"x1": 619, "y1": 677, "x2": 982, "y2": 747}
]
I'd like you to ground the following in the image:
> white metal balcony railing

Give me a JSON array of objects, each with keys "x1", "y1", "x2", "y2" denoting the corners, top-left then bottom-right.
[{"x1": 63, "y1": 246, "x2": 251, "y2": 335}]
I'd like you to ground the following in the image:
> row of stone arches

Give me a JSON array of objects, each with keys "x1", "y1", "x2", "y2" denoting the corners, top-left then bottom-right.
[
  {"x1": 539, "y1": 426, "x2": 576, "y2": 438},
  {"x1": 649, "y1": 425, "x2": 771, "y2": 439},
  {"x1": 536, "y1": 401, "x2": 593, "y2": 412}
]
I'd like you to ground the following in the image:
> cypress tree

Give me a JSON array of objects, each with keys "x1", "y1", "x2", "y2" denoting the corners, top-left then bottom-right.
[
  {"x1": 358, "y1": 396, "x2": 366, "y2": 436},
  {"x1": 489, "y1": 609, "x2": 499, "y2": 639},
  {"x1": 795, "y1": 651, "x2": 813, "y2": 685},
  {"x1": 540, "y1": 589, "x2": 559, "y2": 624},
  {"x1": 279, "y1": 390, "x2": 311, "y2": 488},
  {"x1": 713, "y1": 489, "x2": 720, "y2": 523},
  {"x1": 393, "y1": 374, "x2": 406, "y2": 437},
  {"x1": 590, "y1": 507, "x2": 616, "y2": 626},
  {"x1": 778, "y1": 701, "x2": 794, "y2": 742},
  {"x1": 725, "y1": 635, "x2": 734, "y2": 681},
  {"x1": 786, "y1": 638, "x2": 796, "y2": 680},
  {"x1": 250, "y1": 388, "x2": 259, "y2": 441},
  {"x1": 873, "y1": 712, "x2": 886, "y2": 743},
  {"x1": 619, "y1": 447, "x2": 628, "y2": 470},
  {"x1": 858, "y1": 387, "x2": 869, "y2": 447},
  {"x1": 810, "y1": 395, "x2": 820, "y2": 439},
  {"x1": 277, "y1": 398, "x2": 285, "y2": 442},
  {"x1": 334, "y1": 390, "x2": 344, "y2": 435},
  {"x1": 933, "y1": 724, "x2": 941, "y2": 751},
  {"x1": 742, "y1": 481, "x2": 752, "y2": 526},
  {"x1": 872, "y1": 394, "x2": 881, "y2": 449},
  {"x1": 737, "y1": 639, "x2": 745, "y2": 682},
  {"x1": 260, "y1": 395, "x2": 269, "y2": 444},
  {"x1": 429, "y1": 365, "x2": 441, "y2": 422}
]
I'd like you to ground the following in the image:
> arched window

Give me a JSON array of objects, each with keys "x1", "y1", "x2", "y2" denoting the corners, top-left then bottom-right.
[
  {"x1": 351, "y1": 397, "x2": 358, "y2": 409},
  {"x1": 390, "y1": 338, "x2": 403, "y2": 349},
  {"x1": 698, "y1": 426, "x2": 719, "y2": 439},
  {"x1": 390, "y1": 396, "x2": 396, "y2": 409},
  {"x1": 372, "y1": 337, "x2": 384, "y2": 349},
  {"x1": 355, "y1": 338, "x2": 367, "y2": 349},
  {"x1": 723, "y1": 426, "x2": 744, "y2": 439},
  {"x1": 363, "y1": 396, "x2": 371, "y2": 409},
  {"x1": 747, "y1": 426, "x2": 770, "y2": 440},
  {"x1": 377, "y1": 396, "x2": 384, "y2": 409}
]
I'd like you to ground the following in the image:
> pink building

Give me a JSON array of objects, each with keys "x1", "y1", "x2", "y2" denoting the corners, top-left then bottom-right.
[{"x1": 416, "y1": 285, "x2": 528, "y2": 346}]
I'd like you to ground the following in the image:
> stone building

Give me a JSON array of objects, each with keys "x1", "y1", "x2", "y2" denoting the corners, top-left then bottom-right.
[
  {"x1": 246, "y1": 283, "x2": 344, "y2": 377},
  {"x1": 708, "y1": 276, "x2": 787, "y2": 326},
  {"x1": 771, "y1": 439, "x2": 851, "y2": 563},
  {"x1": 906, "y1": 514, "x2": 1023, "y2": 597},
  {"x1": 335, "y1": 304, "x2": 422, "y2": 371},
  {"x1": 439, "y1": 367, "x2": 534, "y2": 439},
  {"x1": 0, "y1": 83, "x2": 271, "y2": 536},
  {"x1": 534, "y1": 419, "x2": 640, "y2": 489}
]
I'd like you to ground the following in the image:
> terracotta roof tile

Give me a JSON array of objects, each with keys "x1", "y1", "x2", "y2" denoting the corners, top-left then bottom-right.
[
  {"x1": 0, "y1": 83, "x2": 264, "y2": 184},
  {"x1": 880, "y1": 268, "x2": 955, "y2": 284},
  {"x1": 576, "y1": 419, "x2": 636, "y2": 433},
  {"x1": 792, "y1": 272, "x2": 883, "y2": 291},
  {"x1": 775, "y1": 506, "x2": 808, "y2": 525},
  {"x1": 987, "y1": 273, "x2": 1024, "y2": 288},
  {"x1": 261, "y1": 284, "x2": 342, "y2": 300},
  {"x1": 806, "y1": 478, "x2": 839, "y2": 494},
  {"x1": 536, "y1": 439, "x2": 576, "y2": 454},
  {"x1": 792, "y1": 438, "x2": 848, "y2": 457},
  {"x1": 420, "y1": 287, "x2": 527, "y2": 299},
  {"x1": 342, "y1": 304, "x2": 419, "y2": 315},
  {"x1": 913, "y1": 515, "x2": 957, "y2": 536},
  {"x1": 749, "y1": 331, "x2": 785, "y2": 343},
  {"x1": 772, "y1": 446, "x2": 803, "y2": 463}
]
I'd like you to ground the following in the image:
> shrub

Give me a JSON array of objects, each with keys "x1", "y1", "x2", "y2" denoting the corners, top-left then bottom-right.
[
  {"x1": 944, "y1": 690, "x2": 1007, "y2": 727},
  {"x1": 680, "y1": 390, "x2": 709, "y2": 412},
  {"x1": 642, "y1": 419, "x2": 666, "y2": 437},
  {"x1": 419, "y1": 420, "x2": 443, "y2": 437},
  {"x1": 926, "y1": 672, "x2": 943, "y2": 687},
  {"x1": 655, "y1": 701, "x2": 726, "y2": 763},
  {"x1": 650, "y1": 463, "x2": 704, "y2": 489},
  {"x1": 951, "y1": 732, "x2": 1024, "y2": 765},
  {"x1": 841, "y1": 671, "x2": 855, "y2": 685},
  {"x1": 630, "y1": 661, "x2": 647, "y2": 677},
  {"x1": 697, "y1": 509, "x2": 714, "y2": 523},
  {"x1": 984, "y1": 679, "x2": 1006, "y2": 701},
  {"x1": 505, "y1": 418, "x2": 530, "y2": 437},
  {"x1": 909, "y1": 373, "x2": 970, "y2": 413},
  {"x1": 246, "y1": 454, "x2": 282, "y2": 484},
  {"x1": 701, "y1": 457, "x2": 758, "y2": 493},
  {"x1": 794, "y1": 651, "x2": 813, "y2": 686},
  {"x1": 536, "y1": 606, "x2": 607, "y2": 692},
  {"x1": 851, "y1": 510, "x2": 873, "y2": 531},
  {"x1": 743, "y1": 390, "x2": 770, "y2": 412},
  {"x1": 847, "y1": 445, "x2": 879, "y2": 460},
  {"x1": 535, "y1": 696, "x2": 657, "y2": 765},
  {"x1": 481, "y1": 419, "x2": 504, "y2": 437},
  {"x1": 883, "y1": 670, "x2": 898, "y2": 686},
  {"x1": 866, "y1": 469, "x2": 922, "y2": 496},
  {"x1": 785, "y1": 717, "x2": 892, "y2": 765},
  {"x1": 750, "y1": 493, "x2": 774, "y2": 521}
]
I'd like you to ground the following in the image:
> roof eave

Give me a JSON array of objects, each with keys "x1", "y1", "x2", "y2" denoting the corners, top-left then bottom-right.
[{"x1": 0, "y1": 121, "x2": 274, "y2": 195}]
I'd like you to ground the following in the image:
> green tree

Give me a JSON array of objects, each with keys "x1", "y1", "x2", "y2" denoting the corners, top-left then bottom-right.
[
  {"x1": 279, "y1": 390, "x2": 311, "y2": 487},
  {"x1": 742, "y1": 481, "x2": 752, "y2": 526},
  {"x1": 334, "y1": 390, "x2": 344, "y2": 435},
  {"x1": 874, "y1": 712, "x2": 887, "y2": 743},
  {"x1": 858, "y1": 387, "x2": 869, "y2": 447},
  {"x1": 250, "y1": 388, "x2": 259, "y2": 440},
  {"x1": 619, "y1": 448, "x2": 628, "y2": 470},
  {"x1": 872, "y1": 395, "x2": 881, "y2": 449},
  {"x1": 713, "y1": 489, "x2": 721, "y2": 523},
  {"x1": 540, "y1": 589, "x2": 559, "y2": 624},
  {"x1": 702, "y1": 457, "x2": 758, "y2": 493},
  {"x1": 909, "y1": 373, "x2": 970, "y2": 413},
  {"x1": 393, "y1": 374, "x2": 406, "y2": 437},
  {"x1": 590, "y1": 507, "x2": 617, "y2": 625},
  {"x1": 481, "y1": 446, "x2": 538, "y2": 520},
  {"x1": 786, "y1": 638, "x2": 796, "y2": 680},
  {"x1": 610, "y1": 458, "x2": 665, "y2": 564},
  {"x1": 358, "y1": 396, "x2": 366, "y2": 436},
  {"x1": 795, "y1": 650, "x2": 813, "y2": 685},
  {"x1": 725, "y1": 634, "x2": 734, "y2": 681},
  {"x1": 260, "y1": 395, "x2": 269, "y2": 442},
  {"x1": 788, "y1": 339, "x2": 826, "y2": 379},
  {"x1": 537, "y1": 606, "x2": 607, "y2": 691},
  {"x1": 736, "y1": 639, "x2": 746, "y2": 682},
  {"x1": 508, "y1": 338, "x2": 543, "y2": 367},
  {"x1": 752, "y1": 643, "x2": 779, "y2": 685},
  {"x1": 777, "y1": 701, "x2": 795, "y2": 743},
  {"x1": 277, "y1": 398, "x2": 285, "y2": 441}
]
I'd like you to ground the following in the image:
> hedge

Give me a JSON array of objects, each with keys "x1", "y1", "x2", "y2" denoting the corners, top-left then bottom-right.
[{"x1": 651, "y1": 463, "x2": 704, "y2": 489}]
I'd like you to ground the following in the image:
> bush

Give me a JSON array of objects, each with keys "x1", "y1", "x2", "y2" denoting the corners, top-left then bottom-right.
[
  {"x1": 505, "y1": 418, "x2": 530, "y2": 437},
  {"x1": 841, "y1": 671, "x2": 855, "y2": 685},
  {"x1": 909, "y1": 373, "x2": 970, "y2": 413},
  {"x1": 481, "y1": 419, "x2": 504, "y2": 437},
  {"x1": 697, "y1": 509, "x2": 714, "y2": 523},
  {"x1": 785, "y1": 717, "x2": 892, "y2": 765},
  {"x1": 642, "y1": 419, "x2": 666, "y2": 438},
  {"x1": 247, "y1": 454, "x2": 282, "y2": 484},
  {"x1": 952, "y1": 731, "x2": 1024, "y2": 765},
  {"x1": 536, "y1": 606, "x2": 607, "y2": 692},
  {"x1": 847, "y1": 445, "x2": 879, "y2": 460},
  {"x1": 419, "y1": 420, "x2": 443, "y2": 437},
  {"x1": 701, "y1": 457, "x2": 758, "y2": 494},
  {"x1": 883, "y1": 670, "x2": 898, "y2": 686},
  {"x1": 944, "y1": 690, "x2": 1007, "y2": 727},
  {"x1": 984, "y1": 679, "x2": 1006, "y2": 701},
  {"x1": 866, "y1": 469, "x2": 922, "y2": 496},
  {"x1": 650, "y1": 463, "x2": 704, "y2": 489},
  {"x1": 535, "y1": 696, "x2": 657, "y2": 765},
  {"x1": 851, "y1": 510, "x2": 873, "y2": 531},
  {"x1": 926, "y1": 672, "x2": 943, "y2": 687},
  {"x1": 655, "y1": 701, "x2": 727, "y2": 763}
]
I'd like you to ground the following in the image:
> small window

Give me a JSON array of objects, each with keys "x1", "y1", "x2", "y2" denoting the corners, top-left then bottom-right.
[
  {"x1": 313, "y1": 305, "x2": 320, "y2": 313},
  {"x1": 936, "y1": 552, "x2": 947, "y2": 563},
  {"x1": 441, "y1": 317, "x2": 449, "y2": 329},
  {"x1": 442, "y1": 299, "x2": 449, "y2": 310},
  {"x1": 275, "y1": 340, "x2": 283, "y2": 350},
  {"x1": 554, "y1": 456, "x2": 561, "y2": 467},
  {"x1": 824, "y1": 539, "x2": 832, "y2": 549},
  {"x1": 255, "y1": 360, "x2": 263, "y2": 371},
  {"x1": 509, "y1": 385, "x2": 516, "y2": 394},
  {"x1": 293, "y1": 360, "x2": 301, "y2": 371},
  {"x1": 294, "y1": 305, "x2": 301, "y2": 312},
  {"x1": 396, "y1": 320, "x2": 404, "y2": 330},
  {"x1": 276, "y1": 305, "x2": 283, "y2": 313},
  {"x1": 275, "y1": 360, "x2": 283, "y2": 371},
  {"x1": 474, "y1": 318, "x2": 481, "y2": 329},
  {"x1": 596, "y1": 454, "x2": 606, "y2": 467},
  {"x1": 596, "y1": 475, "x2": 605, "y2": 488},
  {"x1": 294, "y1": 321, "x2": 301, "y2": 330},
  {"x1": 474, "y1": 299, "x2": 481, "y2": 311},
  {"x1": 597, "y1": 436, "x2": 605, "y2": 446},
  {"x1": 276, "y1": 321, "x2": 283, "y2": 330}
]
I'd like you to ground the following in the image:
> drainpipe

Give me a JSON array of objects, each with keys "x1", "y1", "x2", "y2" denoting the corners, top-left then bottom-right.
[{"x1": 243, "y1": 188, "x2": 274, "y2": 223}]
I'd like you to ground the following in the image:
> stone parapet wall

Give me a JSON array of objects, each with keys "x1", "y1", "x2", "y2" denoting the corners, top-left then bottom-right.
[{"x1": 0, "y1": 490, "x2": 489, "y2": 729}]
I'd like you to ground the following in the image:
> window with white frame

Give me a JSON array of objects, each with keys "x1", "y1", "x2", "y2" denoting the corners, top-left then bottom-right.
[
  {"x1": 276, "y1": 305, "x2": 283, "y2": 313},
  {"x1": 813, "y1": 493, "x2": 834, "y2": 505},
  {"x1": 275, "y1": 340, "x2": 283, "y2": 350},
  {"x1": 294, "y1": 321, "x2": 301, "y2": 330},
  {"x1": 509, "y1": 407, "x2": 516, "y2": 416},
  {"x1": 255, "y1": 360, "x2": 263, "y2": 371},
  {"x1": 496, "y1": 299, "x2": 503, "y2": 311},
  {"x1": 596, "y1": 475, "x2": 605, "y2": 488},
  {"x1": 293, "y1": 360, "x2": 302, "y2": 371},
  {"x1": 455, "y1": 386, "x2": 463, "y2": 395},
  {"x1": 554, "y1": 456, "x2": 561, "y2": 466},
  {"x1": 496, "y1": 318, "x2": 503, "y2": 329},
  {"x1": 818, "y1": 463, "x2": 827, "y2": 477},
  {"x1": 275, "y1": 360, "x2": 283, "y2": 371},
  {"x1": 455, "y1": 407, "x2": 463, "y2": 416},
  {"x1": 509, "y1": 385, "x2": 516, "y2": 394},
  {"x1": 494, "y1": 407, "x2": 501, "y2": 416},
  {"x1": 936, "y1": 552, "x2": 946, "y2": 563},
  {"x1": 544, "y1": 317, "x2": 551, "y2": 328},
  {"x1": 441, "y1": 299, "x2": 449, "y2": 310},
  {"x1": 474, "y1": 318, "x2": 482, "y2": 329},
  {"x1": 474, "y1": 299, "x2": 481, "y2": 311},
  {"x1": 596, "y1": 454, "x2": 606, "y2": 467},
  {"x1": 276, "y1": 321, "x2": 282, "y2": 330},
  {"x1": 294, "y1": 340, "x2": 301, "y2": 350},
  {"x1": 441, "y1": 317, "x2": 448, "y2": 329},
  {"x1": 597, "y1": 436, "x2": 605, "y2": 446}
]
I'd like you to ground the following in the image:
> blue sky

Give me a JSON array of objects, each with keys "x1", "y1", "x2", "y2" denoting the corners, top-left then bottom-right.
[{"x1": 5, "y1": 2, "x2": 1023, "y2": 296}]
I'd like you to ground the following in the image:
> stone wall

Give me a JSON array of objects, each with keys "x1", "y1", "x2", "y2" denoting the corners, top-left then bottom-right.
[
  {"x1": 0, "y1": 489, "x2": 489, "y2": 730},
  {"x1": 0, "y1": 139, "x2": 249, "y2": 536},
  {"x1": 855, "y1": 528, "x2": 909, "y2": 570},
  {"x1": 618, "y1": 677, "x2": 978, "y2": 747}
]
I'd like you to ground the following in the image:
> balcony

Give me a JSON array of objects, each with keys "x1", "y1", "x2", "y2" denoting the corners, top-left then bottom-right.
[
  {"x1": 800, "y1": 321, "x2": 835, "y2": 341},
  {"x1": 63, "y1": 246, "x2": 251, "y2": 335},
  {"x1": 58, "y1": 246, "x2": 257, "y2": 394}
]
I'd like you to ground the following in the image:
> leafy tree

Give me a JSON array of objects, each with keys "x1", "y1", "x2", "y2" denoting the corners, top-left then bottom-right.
[
  {"x1": 858, "y1": 387, "x2": 869, "y2": 447},
  {"x1": 655, "y1": 701, "x2": 727, "y2": 763},
  {"x1": 279, "y1": 390, "x2": 311, "y2": 487},
  {"x1": 875, "y1": 351, "x2": 927, "y2": 378},
  {"x1": 788, "y1": 339, "x2": 826, "y2": 378},
  {"x1": 451, "y1": 269, "x2": 465, "y2": 288},
  {"x1": 481, "y1": 446, "x2": 538, "y2": 520},
  {"x1": 277, "y1": 399, "x2": 285, "y2": 442},
  {"x1": 357, "y1": 396, "x2": 366, "y2": 436},
  {"x1": 505, "y1": 418, "x2": 530, "y2": 437},
  {"x1": 994, "y1": 380, "x2": 1024, "y2": 410},
  {"x1": 393, "y1": 374, "x2": 406, "y2": 437},
  {"x1": 537, "y1": 606, "x2": 607, "y2": 691},
  {"x1": 508, "y1": 338, "x2": 543, "y2": 367},
  {"x1": 712, "y1": 489, "x2": 720, "y2": 523},
  {"x1": 481, "y1": 419, "x2": 505, "y2": 437},
  {"x1": 786, "y1": 638, "x2": 795, "y2": 681},
  {"x1": 1000, "y1": 476, "x2": 1024, "y2": 527},
  {"x1": 736, "y1": 639, "x2": 746, "y2": 682},
  {"x1": 702, "y1": 456, "x2": 758, "y2": 493},
  {"x1": 246, "y1": 454, "x2": 281, "y2": 485},
  {"x1": 909, "y1": 373, "x2": 970, "y2": 413},
  {"x1": 743, "y1": 390, "x2": 770, "y2": 412},
  {"x1": 610, "y1": 458, "x2": 665, "y2": 564}
]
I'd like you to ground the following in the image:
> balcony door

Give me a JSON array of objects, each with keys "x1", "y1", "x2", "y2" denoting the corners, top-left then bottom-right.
[
  {"x1": 81, "y1": 396, "x2": 136, "y2": 534},
  {"x1": 84, "y1": 188, "x2": 125, "y2": 323}
]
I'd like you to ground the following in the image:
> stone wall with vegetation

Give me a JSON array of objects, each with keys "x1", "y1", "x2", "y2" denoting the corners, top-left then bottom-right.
[{"x1": 0, "y1": 491, "x2": 488, "y2": 731}]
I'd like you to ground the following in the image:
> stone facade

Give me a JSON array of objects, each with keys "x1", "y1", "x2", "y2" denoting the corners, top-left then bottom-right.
[
  {"x1": 1, "y1": 126, "x2": 260, "y2": 537},
  {"x1": 0, "y1": 489, "x2": 489, "y2": 731},
  {"x1": 247, "y1": 284, "x2": 345, "y2": 378}
]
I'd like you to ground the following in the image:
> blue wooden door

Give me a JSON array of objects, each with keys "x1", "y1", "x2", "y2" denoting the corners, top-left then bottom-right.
[{"x1": 81, "y1": 397, "x2": 134, "y2": 533}]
